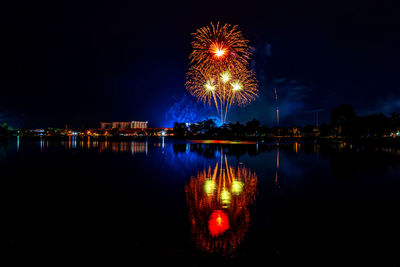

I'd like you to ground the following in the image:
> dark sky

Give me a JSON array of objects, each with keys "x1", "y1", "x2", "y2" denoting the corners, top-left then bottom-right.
[{"x1": 1, "y1": 0, "x2": 399, "y2": 128}]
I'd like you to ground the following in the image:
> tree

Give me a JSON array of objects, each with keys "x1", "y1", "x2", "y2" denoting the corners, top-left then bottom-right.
[
  {"x1": 330, "y1": 104, "x2": 357, "y2": 137},
  {"x1": 173, "y1": 122, "x2": 188, "y2": 137},
  {"x1": 0, "y1": 123, "x2": 11, "y2": 137},
  {"x1": 245, "y1": 118, "x2": 260, "y2": 136},
  {"x1": 319, "y1": 123, "x2": 332, "y2": 137},
  {"x1": 203, "y1": 119, "x2": 216, "y2": 133},
  {"x1": 358, "y1": 113, "x2": 389, "y2": 137},
  {"x1": 390, "y1": 113, "x2": 400, "y2": 132},
  {"x1": 189, "y1": 123, "x2": 202, "y2": 135},
  {"x1": 303, "y1": 125, "x2": 315, "y2": 136},
  {"x1": 231, "y1": 121, "x2": 245, "y2": 137},
  {"x1": 259, "y1": 125, "x2": 270, "y2": 137}
]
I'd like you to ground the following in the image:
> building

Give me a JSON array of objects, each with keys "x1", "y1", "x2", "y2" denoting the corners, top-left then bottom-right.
[
  {"x1": 133, "y1": 121, "x2": 147, "y2": 129},
  {"x1": 112, "y1": 122, "x2": 131, "y2": 129},
  {"x1": 100, "y1": 122, "x2": 112, "y2": 129},
  {"x1": 100, "y1": 121, "x2": 148, "y2": 129}
]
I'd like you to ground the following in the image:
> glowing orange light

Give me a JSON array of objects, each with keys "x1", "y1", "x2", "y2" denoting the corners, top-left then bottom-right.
[
  {"x1": 210, "y1": 43, "x2": 227, "y2": 59},
  {"x1": 208, "y1": 210, "x2": 229, "y2": 236}
]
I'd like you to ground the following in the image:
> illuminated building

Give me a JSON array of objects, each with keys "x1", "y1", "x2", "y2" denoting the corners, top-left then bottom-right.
[
  {"x1": 100, "y1": 121, "x2": 148, "y2": 129},
  {"x1": 112, "y1": 122, "x2": 131, "y2": 129},
  {"x1": 132, "y1": 121, "x2": 147, "y2": 129}
]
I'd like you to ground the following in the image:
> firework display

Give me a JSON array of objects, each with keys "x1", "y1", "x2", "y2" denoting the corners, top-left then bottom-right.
[
  {"x1": 185, "y1": 154, "x2": 258, "y2": 255},
  {"x1": 186, "y1": 22, "x2": 258, "y2": 124}
]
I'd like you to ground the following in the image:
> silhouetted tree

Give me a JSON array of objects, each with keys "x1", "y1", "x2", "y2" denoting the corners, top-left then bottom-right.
[
  {"x1": 231, "y1": 121, "x2": 245, "y2": 137},
  {"x1": 173, "y1": 122, "x2": 188, "y2": 137},
  {"x1": 0, "y1": 123, "x2": 11, "y2": 137},
  {"x1": 245, "y1": 118, "x2": 260, "y2": 136},
  {"x1": 202, "y1": 119, "x2": 216, "y2": 134},
  {"x1": 218, "y1": 123, "x2": 231, "y2": 137},
  {"x1": 259, "y1": 125, "x2": 270, "y2": 137},
  {"x1": 319, "y1": 123, "x2": 333, "y2": 137},
  {"x1": 303, "y1": 125, "x2": 315, "y2": 136},
  {"x1": 189, "y1": 123, "x2": 202, "y2": 135},
  {"x1": 330, "y1": 104, "x2": 357, "y2": 137},
  {"x1": 390, "y1": 113, "x2": 400, "y2": 132},
  {"x1": 357, "y1": 113, "x2": 389, "y2": 137}
]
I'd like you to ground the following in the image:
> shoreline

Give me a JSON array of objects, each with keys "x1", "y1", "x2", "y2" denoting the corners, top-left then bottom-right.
[{"x1": 2, "y1": 135, "x2": 400, "y2": 147}]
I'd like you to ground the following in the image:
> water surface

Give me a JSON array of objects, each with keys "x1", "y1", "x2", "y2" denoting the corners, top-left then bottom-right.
[{"x1": 1, "y1": 137, "x2": 399, "y2": 265}]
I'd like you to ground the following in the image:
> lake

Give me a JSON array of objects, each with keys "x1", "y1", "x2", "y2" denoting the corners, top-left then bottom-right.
[{"x1": 1, "y1": 137, "x2": 399, "y2": 265}]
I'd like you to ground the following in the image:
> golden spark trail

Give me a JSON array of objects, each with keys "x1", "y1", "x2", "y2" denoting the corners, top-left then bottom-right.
[{"x1": 185, "y1": 22, "x2": 259, "y2": 124}]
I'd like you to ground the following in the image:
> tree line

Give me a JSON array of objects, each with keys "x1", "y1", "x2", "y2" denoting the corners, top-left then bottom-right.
[
  {"x1": 172, "y1": 104, "x2": 400, "y2": 139},
  {"x1": 0, "y1": 123, "x2": 12, "y2": 137}
]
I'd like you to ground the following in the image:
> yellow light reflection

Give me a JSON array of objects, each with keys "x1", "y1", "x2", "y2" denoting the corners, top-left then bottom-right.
[
  {"x1": 204, "y1": 179, "x2": 216, "y2": 196},
  {"x1": 231, "y1": 180, "x2": 244, "y2": 195},
  {"x1": 185, "y1": 153, "x2": 258, "y2": 255},
  {"x1": 220, "y1": 189, "x2": 231, "y2": 208}
]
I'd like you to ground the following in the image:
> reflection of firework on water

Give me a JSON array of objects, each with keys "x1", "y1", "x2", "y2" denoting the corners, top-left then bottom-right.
[
  {"x1": 185, "y1": 154, "x2": 257, "y2": 255},
  {"x1": 186, "y1": 22, "x2": 258, "y2": 124}
]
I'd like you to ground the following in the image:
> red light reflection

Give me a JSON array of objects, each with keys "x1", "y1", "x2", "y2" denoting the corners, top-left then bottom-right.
[
  {"x1": 208, "y1": 210, "x2": 229, "y2": 236},
  {"x1": 185, "y1": 153, "x2": 257, "y2": 255}
]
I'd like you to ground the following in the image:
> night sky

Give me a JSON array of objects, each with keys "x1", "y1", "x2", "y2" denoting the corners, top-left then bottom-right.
[{"x1": 1, "y1": 0, "x2": 399, "y2": 128}]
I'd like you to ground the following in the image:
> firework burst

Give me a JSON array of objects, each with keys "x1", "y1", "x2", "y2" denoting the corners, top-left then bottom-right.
[
  {"x1": 186, "y1": 22, "x2": 258, "y2": 124},
  {"x1": 189, "y1": 22, "x2": 251, "y2": 75},
  {"x1": 227, "y1": 69, "x2": 258, "y2": 106},
  {"x1": 185, "y1": 66, "x2": 220, "y2": 110}
]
